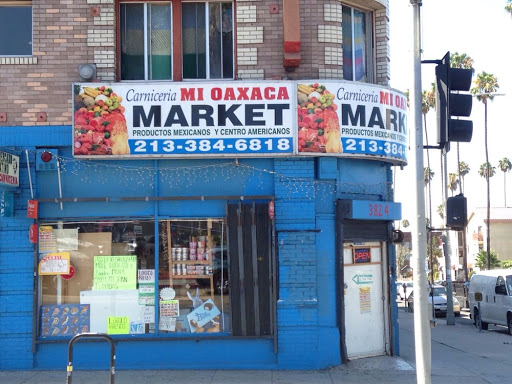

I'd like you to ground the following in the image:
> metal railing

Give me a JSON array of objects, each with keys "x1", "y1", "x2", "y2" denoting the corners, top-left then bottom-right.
[{"x1": 66, "y1": 333, "x2": 116, "y2": 384}]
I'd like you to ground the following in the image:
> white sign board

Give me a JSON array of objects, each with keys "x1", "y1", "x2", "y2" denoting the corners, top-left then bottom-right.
[{"x1": 0, "y1": 151, "x2": 19, "y2": 187}]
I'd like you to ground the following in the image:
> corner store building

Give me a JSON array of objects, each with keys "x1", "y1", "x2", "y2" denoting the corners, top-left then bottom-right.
[{"x1": 0, "y1": 0, "x2": 405, "y2": 370}]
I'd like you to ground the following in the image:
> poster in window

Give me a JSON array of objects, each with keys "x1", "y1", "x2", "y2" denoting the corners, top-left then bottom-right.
[
  {"x1": 354, "y1": 248, "x2": 371, "y2": 264},
  {"x1": 38, "y1": 252, "x2": 71, "y2": 275},
  {"x1": 40, "y1": 304, "x2": 90, "y2": 337}
]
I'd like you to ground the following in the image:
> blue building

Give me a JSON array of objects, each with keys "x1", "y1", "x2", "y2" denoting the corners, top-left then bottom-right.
[{"x1": 0, "y1": 0, "x2": 403, "y2": 371}]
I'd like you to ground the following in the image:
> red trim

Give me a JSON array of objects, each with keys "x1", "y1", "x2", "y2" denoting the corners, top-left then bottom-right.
[
  {"x1": 284, "y1": 41, "x2": 300, "y2": 53},
  {"x1": 173, "y1": 0, "x2": 182, "y2": 81}
]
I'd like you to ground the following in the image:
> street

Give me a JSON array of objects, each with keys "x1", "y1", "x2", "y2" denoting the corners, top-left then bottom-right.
[{"x1": 397, "y1": 299, "x2": 512, "y2": 383}]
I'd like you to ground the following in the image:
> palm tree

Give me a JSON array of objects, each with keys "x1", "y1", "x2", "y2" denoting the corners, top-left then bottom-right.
[
  {"x1": 506, "y1": 1, "x2": 512, "y2": 15},
  {"x1": 450, "y1": 52, "x2": 474, "y2": 70},
  {"x1": 451, "y1": 53, "x2": 474, "y2": 283},
  {"x1": 436, "y1": 203, "x2": 444, "y2": 221},
  {"x1": 471, "y1": 72, "x2": 499, "y2": 270},
  {"x1": 479, "y1": 161, "x2": 496, "y2": 269},
  {"x1": 448, "y1": 173, "x2": 459, "y2": 196},
  {"x1": 457, "y1": 160, "x2": 471, "y2": 283},
  {"x1": 498, "y1": 158, "x2": 512, "y2": 206},
  {"x1": 424, "y1": 167, "x2": 434, "y2": 186},
  {"x1": 458, "y1": 161, "x2": 470, "y2": 193}
]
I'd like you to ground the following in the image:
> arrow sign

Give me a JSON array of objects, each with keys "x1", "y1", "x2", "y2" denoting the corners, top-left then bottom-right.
[{"x1": 352, "y1": 273, "x2": 373, "y2": 285}]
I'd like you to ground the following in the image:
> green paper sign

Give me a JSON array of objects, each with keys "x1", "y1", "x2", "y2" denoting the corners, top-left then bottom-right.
[
  {"x1": 94, "y1": 256, "x2": 137, "y2": 290},
  {"x1": 107, "y1": 316, "x2": 129, "y2": 334}
]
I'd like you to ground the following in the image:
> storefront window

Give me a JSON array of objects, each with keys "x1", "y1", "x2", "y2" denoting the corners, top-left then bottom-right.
[
  {"x1": 37, "y1": 218, "x2": 229, "y2": 338},
  {"x1": 158, "y1": 219, "x2": 229, "y2": 333}
]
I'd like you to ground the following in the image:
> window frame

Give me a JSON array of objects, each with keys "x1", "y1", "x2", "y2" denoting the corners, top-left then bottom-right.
[
  {"x1": 341, "y1": 4, "x2": 374, "y2": 83},
  {"x1": 116, "y1": 0, "x2": 235, "y2": 82},
  {"x1": 0, "y1": 1, "x2": 33, "y2": 57},
  {"x1": 119, "y1": 1, "x2": 174, "y2": 81},
  {"x1": 181, "y1": 0, "x2": 234, "y2": 81},
  {"x1": 35, "y1": 217, "x2": 233, "y2": 339}
]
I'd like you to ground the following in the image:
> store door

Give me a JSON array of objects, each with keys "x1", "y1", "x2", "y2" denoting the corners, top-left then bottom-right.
[{"x1": 343, "y1": 242, "x2": 385, "y2": 359}]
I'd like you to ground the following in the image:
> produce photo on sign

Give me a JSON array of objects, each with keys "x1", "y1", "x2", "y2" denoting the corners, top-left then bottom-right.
[
  {"x1": 297, "y1": 83, "x2": 342, "y2": 154},
  {"x1": 73, "y1": 85, "x2": 129, "y2": 156}
]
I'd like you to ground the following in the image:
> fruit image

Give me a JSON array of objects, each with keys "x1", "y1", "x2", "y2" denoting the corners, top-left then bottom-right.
[
  {"x1": 73, "y1": 86, "x2": 130, "y2": 156},
  {"x1": 297, "y1": 84, "x2": 342, "y2": 154}
]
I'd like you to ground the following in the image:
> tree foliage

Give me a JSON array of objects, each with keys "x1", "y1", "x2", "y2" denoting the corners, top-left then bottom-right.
[
  {"x1": 475, "y1": 250, "x2": 501, "y2": 270},
  {"x1": 427, "y1": 233, "x2": 443, "y2": 280},
  {"x1": 395, "y1": 243, "x2": 410, "y2": 277},
  {"x1": 479, "y1": 162, "x2": 496, "y2": 179}
]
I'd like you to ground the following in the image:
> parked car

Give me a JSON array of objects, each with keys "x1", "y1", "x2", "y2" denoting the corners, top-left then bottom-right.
[
  {"x1": 407, "y1": 285, "x2": 461, "y2": 317},
  {"x1": 469, "y1": 269, "x2": 512, "y2": 335},
  {"x1": 397, "y1": 281, "x2": 413, "y2": 300}
]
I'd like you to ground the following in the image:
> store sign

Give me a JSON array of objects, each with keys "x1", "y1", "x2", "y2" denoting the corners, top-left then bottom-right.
[
  {"x1": 352, "y1": 273, "x2": 373, "y2": 285},
  {"x1": 0, "y1": 150, "x2": 19, "y2": 187},
  {"x1": 27, "y1": 199, "x2": 38, "y2": 218},
  {"x1": 297, "y1": 81, "x2": 407, "y2": 164},
  {"x1": 72, "y1": 81, "x2": 408, "y2": 165},
  {"x1": 354, "y1": 248, "x2": 371, "y2": 264},
  {"x1": 72, "y1": 82, "x2": 294, "y2": 159},
  {"x1": 343, "y1": 199, "x2": 402, "y2": 221}
]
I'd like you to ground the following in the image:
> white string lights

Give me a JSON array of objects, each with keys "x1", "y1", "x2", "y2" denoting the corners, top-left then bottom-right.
[
  {"x1": 56, "y1": 155, "x2": 391, "y2": 200},
  {"x1": 0, "y1": 146, "x2": 391, "y2": 200}
]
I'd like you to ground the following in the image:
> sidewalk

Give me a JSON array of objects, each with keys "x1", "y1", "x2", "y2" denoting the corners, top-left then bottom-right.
[{"x1": 0, "y1": 356, "x2": 417, "y2": 384}]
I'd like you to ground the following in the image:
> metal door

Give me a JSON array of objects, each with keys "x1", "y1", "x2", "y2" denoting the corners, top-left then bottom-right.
[{"x1": 343, "y1": 242, "x2": 386, "y2": 359}]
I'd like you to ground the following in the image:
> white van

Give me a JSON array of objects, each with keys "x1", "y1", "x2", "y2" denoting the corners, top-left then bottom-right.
[{"x1": 469, "y1": 269, "x2": 512, "y2": 335}]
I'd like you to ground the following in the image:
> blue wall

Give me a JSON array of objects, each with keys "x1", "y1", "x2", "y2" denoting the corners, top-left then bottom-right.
[{"x1": 0, "y1": 125, "x2": 398, "y2": 370}]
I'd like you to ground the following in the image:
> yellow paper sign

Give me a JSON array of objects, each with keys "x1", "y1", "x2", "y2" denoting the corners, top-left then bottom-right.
[
  {"x1": 38, "y1": 252, "x2": 70, "y2": 275},
  {"x1": 93, "y1": 255, "x2": 137, "y2": 290},
  {"x1": 107, "y1": 316, "x2": 129, "y2": 334}
]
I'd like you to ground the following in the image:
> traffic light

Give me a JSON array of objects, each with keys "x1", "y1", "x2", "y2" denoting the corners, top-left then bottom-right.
[
  {"x1": 446, "y1": 193, "x2": 467, "y2": 229},
  {"x1": 436, "y1": 52, "x2": 473, "y2": 151}
]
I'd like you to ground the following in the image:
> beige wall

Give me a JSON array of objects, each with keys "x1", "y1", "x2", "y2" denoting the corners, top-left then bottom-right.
[{"x1": 490, "y1": 222, "x2": 512, "y2": 261}]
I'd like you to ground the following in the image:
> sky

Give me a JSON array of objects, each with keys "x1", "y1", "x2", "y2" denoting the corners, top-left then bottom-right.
[{"x1": 388, "y1": 1, "x2": 512, "y2": 227}]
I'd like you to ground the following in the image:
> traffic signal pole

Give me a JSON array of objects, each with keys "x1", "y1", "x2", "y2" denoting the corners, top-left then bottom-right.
[
  {"x1": 410, "y1": 1, "x2": 432, "y2": 383},
  {"x1": 442, "y1": 151, "x2": 456, "y2": 326}
]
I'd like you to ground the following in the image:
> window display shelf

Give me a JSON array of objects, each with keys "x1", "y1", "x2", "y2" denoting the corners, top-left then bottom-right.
[
  {"x1": 172, "y1": 274, "x2": 213, "y2": 279},
  {"x1": 172, "y1": 260, "x2": 210, "y2": 265}
]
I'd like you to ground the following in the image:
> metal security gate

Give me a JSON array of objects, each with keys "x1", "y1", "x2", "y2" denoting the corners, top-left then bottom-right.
[{"x1": 227, "y1": 201, "x2": 275, "y2": 337}]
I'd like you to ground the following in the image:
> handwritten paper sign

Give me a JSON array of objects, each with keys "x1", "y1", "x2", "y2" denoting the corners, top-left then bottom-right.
[
  {"x1": 143, "y1": 306, "x2": 155, "y2": 324},
  {"x1": 38, "y1": 252, "x2": 70, "y2": 275},
  {"x1": 138, "y1": 269, "x2": 155, "y2": 283},
  {"x1": 107, "y1": 316, "x2": 129, "y2": 334},
  {"x1": 93, "y1": 256, "x2": 136, "y2": 290}
]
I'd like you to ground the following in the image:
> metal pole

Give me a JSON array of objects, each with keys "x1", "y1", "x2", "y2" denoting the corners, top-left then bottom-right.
[
  {"x1": 443, "y1": 151, "x2": 455, "y2": 325},
  {"x1": 410, "y1": 1, "x2": 431, "y2": 383}
]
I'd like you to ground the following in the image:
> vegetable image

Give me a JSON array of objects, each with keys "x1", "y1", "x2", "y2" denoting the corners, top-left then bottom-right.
[
  {"x1": 297, "y1": 83, "x2": 342, "y2": 154},
  {"x1": 73, "y1": 86, "x2": 129, "y2": 156}
]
